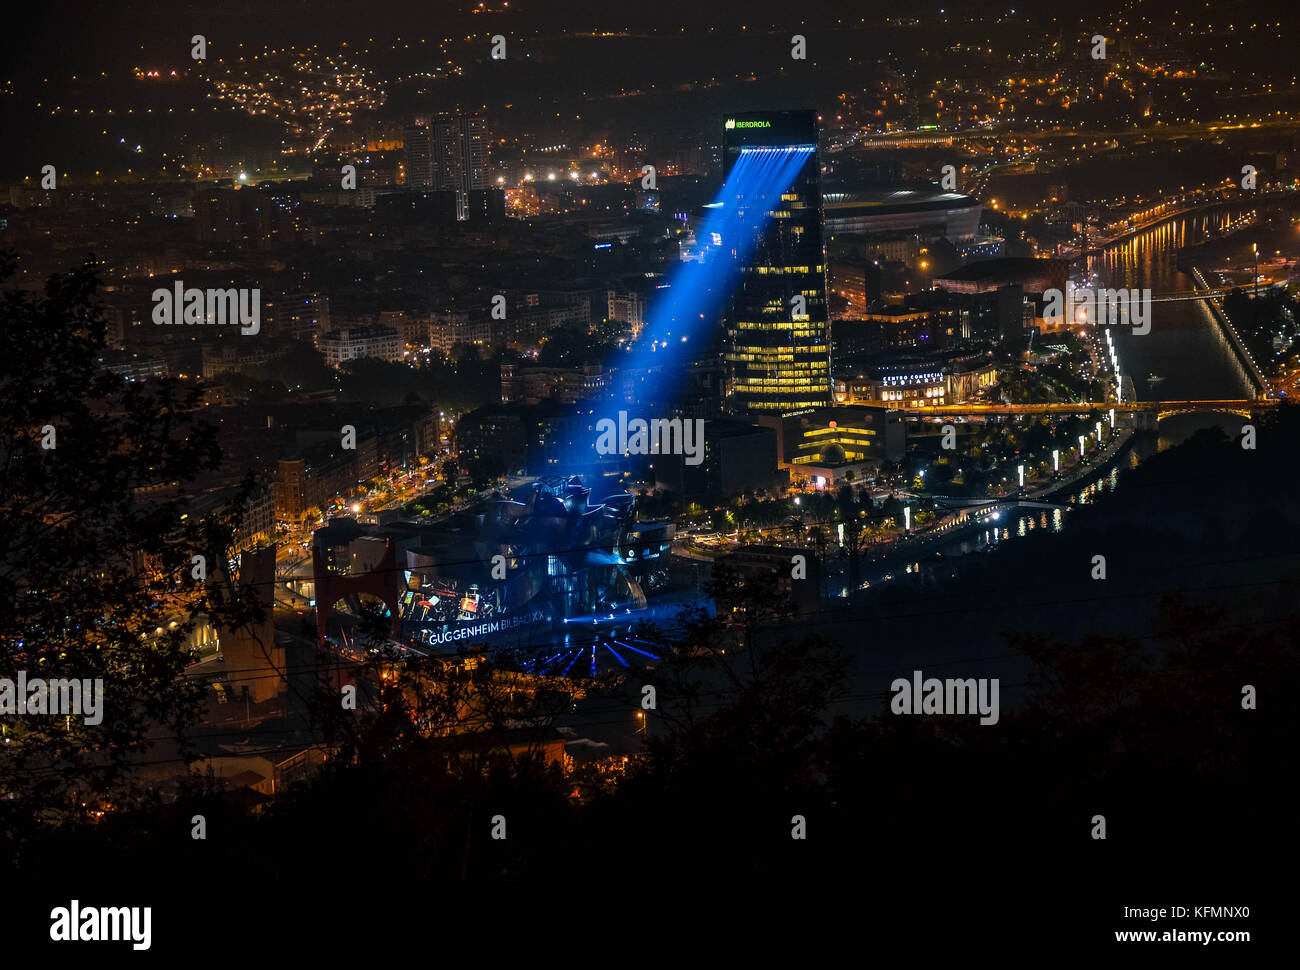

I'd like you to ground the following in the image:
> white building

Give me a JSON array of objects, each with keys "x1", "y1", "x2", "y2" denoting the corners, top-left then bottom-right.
[{"x1": 319, "y1": 325, "x2": 403, "y2": 368}]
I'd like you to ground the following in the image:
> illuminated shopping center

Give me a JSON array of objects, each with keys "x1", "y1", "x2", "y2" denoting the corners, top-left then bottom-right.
[{"x1": 833, "y1": 349, "x2": 998, "y2": 408}]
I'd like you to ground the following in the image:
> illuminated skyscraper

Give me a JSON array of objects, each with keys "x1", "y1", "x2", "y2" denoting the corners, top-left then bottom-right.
[{"x1": 722, "y1": 109, "x2": 832, "y2": 413}]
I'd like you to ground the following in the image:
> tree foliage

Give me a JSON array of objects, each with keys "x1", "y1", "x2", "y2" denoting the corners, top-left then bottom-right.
[{"x1": 0, "y1": 253, "x2": 257, "y2": 848}]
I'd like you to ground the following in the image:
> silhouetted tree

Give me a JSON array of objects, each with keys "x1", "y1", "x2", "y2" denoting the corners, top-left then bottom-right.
[{"x1": 0, "y1": 253, "x2": 258, "y2": 851}]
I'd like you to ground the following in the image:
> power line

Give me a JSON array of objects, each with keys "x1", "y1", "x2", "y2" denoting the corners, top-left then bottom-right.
[
  {"x1": 7, "y1": 604, "x2": 1293, "y2": 762},
  {"x1": 9, "y1": 541, "x2": 1300, "y2": 683}
]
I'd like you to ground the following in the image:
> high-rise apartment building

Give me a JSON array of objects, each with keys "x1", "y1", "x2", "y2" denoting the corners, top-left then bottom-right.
[
  {"x1": 430, "y1": 115, "x2": 490, "y2": 219},
  {"x1": 403, "y1": 124, "x2": 435, "y2": 189}
]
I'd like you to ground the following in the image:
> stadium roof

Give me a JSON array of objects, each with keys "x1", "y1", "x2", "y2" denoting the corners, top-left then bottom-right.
[{"x1": 823, "y1": 188, "x2": 978, "y2": 215}]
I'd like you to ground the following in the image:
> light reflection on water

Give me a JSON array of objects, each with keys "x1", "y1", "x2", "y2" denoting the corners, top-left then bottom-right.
[
  {"x1": 935, "y1": 464, "x2": 1122, "y2": 559},
  {"x1": 1071, "y1": 465, "x2": 1123, "y2": 507},
  {"x1": 926, "y1": 203, "x2": 1284, "y2": 564},
  {"x1": 1091, "y1": 209, "x2": 1253, "y2": 401},
  {"x1": 860, "y1": 201, "x2": 1292, "y2": 590},
  {"x1": 915, "y1": 409, "x2": 1246, "y2": 571}
]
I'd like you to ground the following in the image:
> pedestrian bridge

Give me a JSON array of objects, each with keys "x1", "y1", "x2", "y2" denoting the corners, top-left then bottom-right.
[{"x1": 931, "y1": 496, "x2": 1072, "y2": 512}]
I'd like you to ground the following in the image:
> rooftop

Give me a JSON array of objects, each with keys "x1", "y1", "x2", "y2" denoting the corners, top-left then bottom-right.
[{"x1": 824, "y1": 188, "x2": 979, "y2": 214}]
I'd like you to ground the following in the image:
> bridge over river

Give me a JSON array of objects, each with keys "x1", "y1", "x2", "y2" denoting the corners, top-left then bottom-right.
[
  {"x1": 901, "y1": 398, "x2": 1274, "y2": 429},
  {"x1": 905, "y1": 202, "x2": 1290, "y2": 424}
]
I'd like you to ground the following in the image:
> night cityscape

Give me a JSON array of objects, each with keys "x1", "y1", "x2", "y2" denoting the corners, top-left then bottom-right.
[{"x1": 2, "y1": 0, "x2": 1296, "y2": 953}]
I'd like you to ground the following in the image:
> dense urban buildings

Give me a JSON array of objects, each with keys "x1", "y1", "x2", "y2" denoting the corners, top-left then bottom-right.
[{"x1": 3, "y1": 0, "x2": 1297, "y2": 952}]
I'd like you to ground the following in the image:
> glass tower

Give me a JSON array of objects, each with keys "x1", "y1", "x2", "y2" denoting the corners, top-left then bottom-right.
[{"x1": 722, "y1": 109, "x2": 832, "y2": 414}]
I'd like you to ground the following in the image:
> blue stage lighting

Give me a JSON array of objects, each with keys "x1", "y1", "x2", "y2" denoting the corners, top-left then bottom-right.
[
  {"x1": 608, "y1": 146, "x2": 814, "y2": 394},
  {"x1": 552, "y1": 140, "x2": 815, "y2": 471}
]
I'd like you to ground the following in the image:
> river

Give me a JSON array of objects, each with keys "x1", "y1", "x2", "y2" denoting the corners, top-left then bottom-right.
[
  {"x1": 1088, "y1": 208, "x2": 1256, "y2": 403},
  {"x1": 830, "y1": 203, "x2": 1287, "y2": 595}
]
